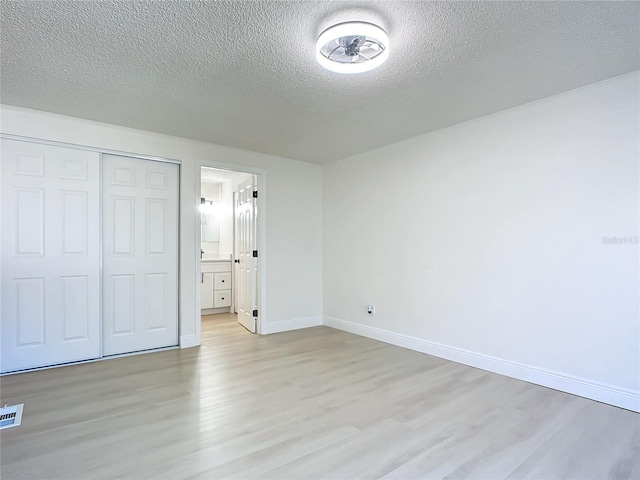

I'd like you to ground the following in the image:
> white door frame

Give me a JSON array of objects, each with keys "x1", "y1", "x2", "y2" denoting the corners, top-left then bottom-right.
[
  {"x1": 232, "y1": 190, "x2": 238, "y2": 314},
  {"x1": 195, "y1": 160, "x2": 267, "y2": 344}
]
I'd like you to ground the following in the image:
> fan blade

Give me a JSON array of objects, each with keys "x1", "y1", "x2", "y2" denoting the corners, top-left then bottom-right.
[{"x1": 326, "y1": 45, "x2": 342, "y2": 60}]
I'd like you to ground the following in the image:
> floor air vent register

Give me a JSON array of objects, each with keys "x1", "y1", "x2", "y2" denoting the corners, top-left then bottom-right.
[{"x1": 0, "y1": 404, "x2": 24, "y2": 430}]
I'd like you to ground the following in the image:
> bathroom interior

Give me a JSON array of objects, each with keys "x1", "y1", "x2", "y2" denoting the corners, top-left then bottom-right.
[{"x1": 200, "y1": 166, "x2": 255, "y2": 329}]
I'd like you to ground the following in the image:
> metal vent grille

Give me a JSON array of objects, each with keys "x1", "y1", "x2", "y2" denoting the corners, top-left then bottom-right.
[{"x1": 0, "y1": 404, "x2": 24, "y2": 430}]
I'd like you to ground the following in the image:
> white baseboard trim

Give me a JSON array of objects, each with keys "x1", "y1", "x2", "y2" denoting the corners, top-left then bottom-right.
[
  {"x1": 323, "y1": 316, "x2": 640, "y2": 412},
  {"x1": 265, "y1": 316, "x2": 323, "y2": 334},
  {"x1": 180, "y1": 334, "x2": 199, "y2": 348}
]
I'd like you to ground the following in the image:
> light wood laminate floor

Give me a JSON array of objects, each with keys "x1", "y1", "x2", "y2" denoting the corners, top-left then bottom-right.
[{"x1": 1, "y1": 313, "x2": 638, "y2": 479}]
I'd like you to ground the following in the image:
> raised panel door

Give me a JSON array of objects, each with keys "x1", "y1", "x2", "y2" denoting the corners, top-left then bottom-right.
[
  {"x1": 1, "y1": 140, "x2": 100, "y2": 372},
  {"x1": 102, "y1": 155, "x2": 178, "y2": 355}
]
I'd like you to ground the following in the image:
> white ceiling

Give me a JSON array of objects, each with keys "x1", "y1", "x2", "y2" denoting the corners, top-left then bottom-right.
[{"x1": 2, "y1": 1, "x2": 638, "y2": 164}]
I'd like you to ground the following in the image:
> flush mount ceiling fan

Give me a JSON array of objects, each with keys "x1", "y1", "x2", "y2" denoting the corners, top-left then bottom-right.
[{"x1": 316, "y1": 22, "x2": 389, "y2": 74}]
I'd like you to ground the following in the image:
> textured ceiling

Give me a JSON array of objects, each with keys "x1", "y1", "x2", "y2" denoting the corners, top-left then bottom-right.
[{"x1": 2, "y1": 1, "x2": 639, "y2": 164}]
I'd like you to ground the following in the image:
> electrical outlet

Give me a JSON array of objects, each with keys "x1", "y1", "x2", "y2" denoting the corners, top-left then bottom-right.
[{"x1": 367, "y1": 305, "x2": 375, "y2": 315}]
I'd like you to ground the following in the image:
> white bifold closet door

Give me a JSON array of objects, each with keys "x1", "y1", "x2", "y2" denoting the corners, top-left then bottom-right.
[
  {"x1": 101, "y1": 155, "x2": 179, "y2": 356},
  {"x1": 1, "y1": 140, "x2": 101, "y2": 373}
]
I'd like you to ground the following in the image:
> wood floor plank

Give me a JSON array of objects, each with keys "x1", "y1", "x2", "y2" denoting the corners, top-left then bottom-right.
[{"x1": 1, "y1": 313, "x2": 638, "y2": 479}]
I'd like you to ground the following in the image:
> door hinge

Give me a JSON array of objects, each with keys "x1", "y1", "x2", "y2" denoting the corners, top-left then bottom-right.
[
  {"x1": 253, "y1": 250, "x2": 258, "y2": 257},
  {"x1": 253, "y1": 309, "x2": 258, "y2": 317},
  {"x1": 253, "y1": 190, "x2": 258, "y2": 198}
]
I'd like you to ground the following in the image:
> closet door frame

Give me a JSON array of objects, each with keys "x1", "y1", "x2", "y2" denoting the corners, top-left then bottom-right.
[
  {"x1": 0, "y1": 133, "x2": 181, "y2": 372},
  {"x1": 1, "y1": 134, "x2": 181, "y2": 166}
]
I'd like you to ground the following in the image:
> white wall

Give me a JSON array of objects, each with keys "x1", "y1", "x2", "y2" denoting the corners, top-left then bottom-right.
[
  {"x1": 323, "y1": 72, "x2": 640, "y2": 408},
  {"x1": 0, "y1": 105, "x2": 324, "y2": 344}
]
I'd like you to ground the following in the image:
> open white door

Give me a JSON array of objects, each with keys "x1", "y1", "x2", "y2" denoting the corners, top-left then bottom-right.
[
  {"x1": 0, "y1": 140, "x2": 101, "y2": 372},
  {"x1": 102, "y1": 155, "x2": 179, "y2": 355},
  {"x1": 234, "y1": 176, "x2": 257, "y2": 333}
]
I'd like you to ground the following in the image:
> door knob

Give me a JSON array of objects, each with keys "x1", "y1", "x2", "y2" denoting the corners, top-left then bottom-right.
[{"x1": 234, "y1": 259, "x2": 240, "y2": 263}]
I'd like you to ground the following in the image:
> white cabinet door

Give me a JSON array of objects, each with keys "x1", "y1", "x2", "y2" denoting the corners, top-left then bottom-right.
[
  {"x1": 235, "y1": 176, "x2": 257, "y2": 333},
  {"x1": 1, "y1": 140, "x2": 101, "y2": 373},
  {"x1": 102, "y1": 155, "x2": 179, "y2": 356},
  {"x1": 201, "y1": 272, "x2": 214, "y2": 309},
  {"x1": 214, "y1": 272, "x2": 230, "y2": 290},
  {"x1": 214, "y1": 290, "x2": 231, "y2": 308}
]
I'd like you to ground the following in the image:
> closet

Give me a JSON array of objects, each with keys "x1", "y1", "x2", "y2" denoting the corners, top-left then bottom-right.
[{"x1": 0, "y1": 139, "x2": 179, "y2": 373}]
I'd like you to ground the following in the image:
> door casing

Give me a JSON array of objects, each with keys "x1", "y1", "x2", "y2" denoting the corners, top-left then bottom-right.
[{"x1": 195, "y1": 161, "x2": 267, "y2": 342}]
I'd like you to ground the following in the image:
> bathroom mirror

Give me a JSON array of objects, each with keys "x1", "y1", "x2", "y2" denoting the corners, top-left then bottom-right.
[
  {"x1": 200, "y1": 200, "x2": 219, "y2": 242},
  {"x1": 201, "y1": 211, "x2": 219, "y2": 242}
]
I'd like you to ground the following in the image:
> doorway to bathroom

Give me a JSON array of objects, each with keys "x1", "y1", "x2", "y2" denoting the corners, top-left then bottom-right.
[{"x1": 198, "y1": 166, "x2": 261, "y2": 336}]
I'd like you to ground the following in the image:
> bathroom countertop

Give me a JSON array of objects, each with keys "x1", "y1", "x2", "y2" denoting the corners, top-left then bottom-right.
[{"x1": 201, "y1": 255, "x2": 232, "y2": 263}]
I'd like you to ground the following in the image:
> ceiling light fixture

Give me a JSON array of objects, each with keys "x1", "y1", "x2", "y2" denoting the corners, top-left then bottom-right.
[
  {"x1": 316, "y1": 22, "x2": 389, "y2": 74},
  {"x1": 200, "y1": 197, "x2": 215, "y2": 214}
]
